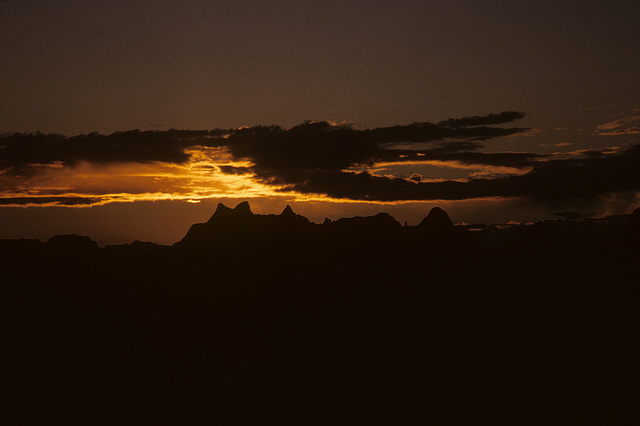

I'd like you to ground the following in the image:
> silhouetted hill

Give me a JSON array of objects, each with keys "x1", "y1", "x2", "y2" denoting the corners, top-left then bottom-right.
[
  {"x1": 177, "y1": 203, "x2": 488, "y2": 259},
  {"x1": 177, "y1": 202, "x2": 313, "y2": 250},
  {"x1": 3, "y1": 202, "x2": 640, "y2": 424},
  {"x1": 324, "y1": 212, "x2": 401, "y2": 244},
  {"x1": 410, "y1": 207, "x2": 489, "y2": 260},
  {"x1": 47, "y1": 234, "x2": 98, "y2": 250},
  {"x1": 418, "y1": 206, "x2": 454, "y2": 231},
  {"x1": 0, "y1": 237, "x2": 46, "y2": 253}
]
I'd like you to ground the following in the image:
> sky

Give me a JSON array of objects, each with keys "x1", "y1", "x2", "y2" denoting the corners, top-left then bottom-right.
[{"x1": 1, "y1": 0, "x2": 639, "y2": 245}]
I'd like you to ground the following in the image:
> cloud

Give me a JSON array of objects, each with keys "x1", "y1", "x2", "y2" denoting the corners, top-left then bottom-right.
[
  {"x1": 17, "y1": 111, "x2": 639, "y2": 205},
  {"x1": 595, "y1": 115, "x2": 640, "y2": 130},
  {"x1": 597, "y1": 127, "x2": 640, "y2": 136},
  {"x1": 0, "y1": 129, "x2": 228, "y2": 171},
  {"x1": 218, "y1": 165, "x2": 253, "y2": 175},
  {"x1": 595, "y1": 111, "x2": 640, "y2": 135},
  {"x1": 552, "y1": 211, "x2": 592, "y2": 220},
  {"x1": 437, "y1": 111, "x2": 526, "y2": 128},
  {"x1": 370, "y1": 148, "x2": 543, "y2": 170},
  {"x1": 261, "y1": 143, "x2": 640, "y2": 201},
  {"x1": 423, "y1": 151, "x2": 545, "y2": 168},
  {"x1": 0, "y1": 196, "x2": 101, "y2": 206},
  {"x1": 223, "y1": 115, "x2": 530, "y2": 181},
  {"x1": 1, "y1": 113, "x2": 527, "y2": 174}
]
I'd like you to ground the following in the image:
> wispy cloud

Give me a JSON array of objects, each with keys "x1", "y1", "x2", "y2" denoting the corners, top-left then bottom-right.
[
  {"x1": 595, "y1": 110, "x2": 640, "y2": 135},
  {"x1": 595, "y1": 115, "x2": 640, "y2": 130},
  {"x1": 0, "y1": 196, "x2": 101, "y2": 206},
  {"x1": 597, "y1": 126, "x2": 640, "y2": 136},
  {"x1": 436, "y1": 111, "x2": 526, "y2": 127}
]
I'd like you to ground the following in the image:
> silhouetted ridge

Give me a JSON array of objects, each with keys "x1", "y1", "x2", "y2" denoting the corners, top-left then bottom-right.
[
  {"x1": 0, "y1": 238, "x2": 47, "y2": 256},
  {"x1": 105, "y1": 240, "x2": 165, "y2": 250},
  {"x1": 178, "y1": 201, "x2": 314, "y2": 248},
  {"x1": 586, "y1": 206, "x2": 640, "y2": 263},
  {"x1": 419, "y1": 207, "x2": 454, "y2": 230},
  {"x1": 233, "y1": 200, "x2": 253, "y2": 215},
  {"x1": 47, "y1": 234, "x2": 98, "y2": 250},
  {"x1": 278, "y1": 204, "x2": 311, "y2": 226},
  {"x1": 4, "y1": 203, "x2": 640, "y2": 424},
  {"x1": 627, "y1": 207, "x2": 640, "y2": 235},
  {"x1": 323, "y1": 212, "x2": 402, "y2": 247},
  {"x1": 281, "y1": 205, "x2": 295, "y2": 217},
  {"x1": 207, "y1": 201, "x2": 253, "y2": 223},
  {"x1": 207, "y1": 202, "x2": 232, "y2": 222},
  {"x1": 331, "y1": 212, "x2": 401, "y2": 231}
]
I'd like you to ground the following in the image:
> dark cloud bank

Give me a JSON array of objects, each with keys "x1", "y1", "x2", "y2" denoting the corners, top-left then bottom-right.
[{"x1": 2, "y1": 111, "x2": 640, "y2": 203}]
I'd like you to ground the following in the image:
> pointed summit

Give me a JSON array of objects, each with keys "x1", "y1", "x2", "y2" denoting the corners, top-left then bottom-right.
[
  {"x1": 281, "y1": 205, "x2": 295, "y2": 217},
  {"x1": 214, "y1": 202, "x2": 232, "y2": 214},
  {"x1": 207, "y1": 201, "x2": 253, "y2": 223},
  {"x1": 207, "y1": 202, "x2": 232, "y2": 222},
  {"x1": 419, "y1": 207, "x2": 454, "y2": 230},
  {"x1": 233, "y1": 201, "x2": 253, "y2": 215}
]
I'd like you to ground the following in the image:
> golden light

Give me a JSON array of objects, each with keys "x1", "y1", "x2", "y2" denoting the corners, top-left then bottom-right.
[{"x1": 0, "y1": 146, "x2": 292, "y2": 207}]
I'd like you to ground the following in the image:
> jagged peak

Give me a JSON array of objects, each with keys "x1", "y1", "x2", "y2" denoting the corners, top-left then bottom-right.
[
  {"x1": 419, "y1": 207, "x2": 454, "y2": 229},
  {"x1": 233, "y1": 201, "x2": 253, "y2": 215},
  {"x1": 281, "y1": 205, "x2": 295, "y2": 216},
  {"x1": 215, "y1": 202, "x2": 231, "y2": 213},
  {"x1": 207, "y1": 201, "x2": 252, "y2": 223},
  {"x1": 207, "y1": 202, "x2": 231, "y2": 222}
]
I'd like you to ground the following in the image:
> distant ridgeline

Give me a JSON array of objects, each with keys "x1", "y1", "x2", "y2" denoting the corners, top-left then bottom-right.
[
  {"x1": 2, "y1": 200, "x2": 639, "y2": 269},
  {"x1": 3, "y1": 202, "x2": 640, "y2": 423}
]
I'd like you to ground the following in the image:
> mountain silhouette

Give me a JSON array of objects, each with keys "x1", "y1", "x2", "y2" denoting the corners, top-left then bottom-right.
[
  {"x1": 326, "y1": 212, "x2": 402, "y2": 241},
  {"x1": 3, "y1": 202, "x2": 640, "y2": 424},
  {"x1": 419, "y1": 206, "x2": 455, "y2": 231},
  {"x1": 178, "y1": 202, "x2": 479, "y2": 251},
  {"x1": 47, "y1": 234, "x2": 99, "y2": 251},
  {"x1": 177, "y1": 202, "x2": 312, "y2": 249},
  {"x1": 207, "y1": 199, "x2": 254, "y2": 222}
]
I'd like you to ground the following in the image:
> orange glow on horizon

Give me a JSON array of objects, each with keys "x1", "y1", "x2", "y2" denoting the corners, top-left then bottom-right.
[
  {"x1": 0, "y1": 145, "x2": 294, "y2": 207},
  {"x1": 3, "y1": 144, "x2": 434, "y2": 207},
  {"x1": 0, "y1": 145, "x2": 554, "y2": 208}
]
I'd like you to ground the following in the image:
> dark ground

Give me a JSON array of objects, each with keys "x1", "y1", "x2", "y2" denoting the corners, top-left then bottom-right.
[{"x1": 3, "y1": 204, "x2": 639, "y2": 424}]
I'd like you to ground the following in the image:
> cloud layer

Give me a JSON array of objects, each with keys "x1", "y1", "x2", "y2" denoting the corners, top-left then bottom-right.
[{"x1": 2, "y1": 111, "x2": 640, "y2": 206}]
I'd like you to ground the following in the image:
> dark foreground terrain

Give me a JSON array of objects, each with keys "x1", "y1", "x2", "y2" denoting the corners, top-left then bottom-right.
[{"x1": 3, "y1": 203, "x2": 639, "y2": 424}]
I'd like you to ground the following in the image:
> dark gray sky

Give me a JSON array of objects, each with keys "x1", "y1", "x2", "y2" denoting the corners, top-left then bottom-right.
[
  {"x1": 1, "y1": 0, "x2": 639, "y2": 244},
  {"x1": 2, "y1": 0, "x2": 638, "y2": 136}
]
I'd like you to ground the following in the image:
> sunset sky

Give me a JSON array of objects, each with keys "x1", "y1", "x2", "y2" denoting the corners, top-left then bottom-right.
[{"x1": 1, "y1": 0, "x2": 639, "y2": 245}]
